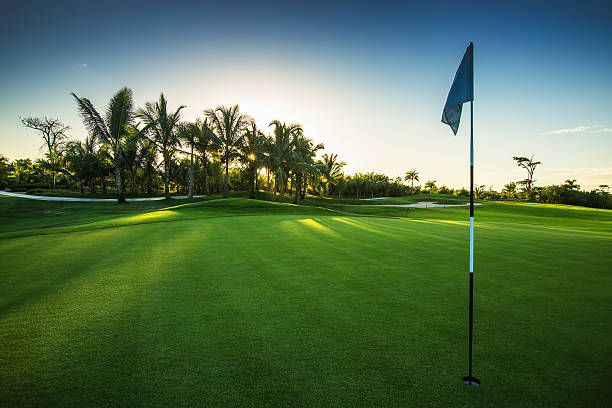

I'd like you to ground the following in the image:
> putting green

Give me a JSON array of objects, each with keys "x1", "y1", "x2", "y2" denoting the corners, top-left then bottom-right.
[{"x1": 1, "y1": 197, "x2": 611, "y2": 406}]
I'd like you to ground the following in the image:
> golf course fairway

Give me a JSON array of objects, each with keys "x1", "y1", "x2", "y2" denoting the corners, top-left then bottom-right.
[{"x1": 1, "y1": 196, "x2": 611, "y2": 407}]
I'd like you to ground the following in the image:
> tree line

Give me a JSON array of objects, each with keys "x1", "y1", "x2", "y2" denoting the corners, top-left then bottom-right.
[
  {"x1": 4, "y1": 87, "x2": 352, "y2": 204},
  {"x1": 0, "y1": 87, "x2": 609, "y2": 209}
]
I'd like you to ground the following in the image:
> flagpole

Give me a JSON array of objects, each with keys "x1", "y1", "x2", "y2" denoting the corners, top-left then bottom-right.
[
  {"x1": 463, "y1": 96, "x2": 480, "y2": 386},
  {"x1": 440, "y1": 41, "x2": 479, "y2": 385}
]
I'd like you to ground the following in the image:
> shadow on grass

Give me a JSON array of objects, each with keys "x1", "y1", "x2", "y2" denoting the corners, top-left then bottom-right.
[{"x1": 0, "y1": 229, "x2": 130, "y2": 319}]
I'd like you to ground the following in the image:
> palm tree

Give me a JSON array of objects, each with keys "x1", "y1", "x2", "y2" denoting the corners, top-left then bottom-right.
[
  {"x1": 335, "y1": 174, "x2": 347, "y2": 199},
  {"x1": 177, "y1": 122, "x2": 200, "y2": 199},
  {"x1": 404, "y1": 170, "x2": 419, "y2": 188},
  {"x1": 65, "y1": 135, "x2": 100, "y2": 193},
  {"x1": 291, "y1": 133, "x2": 324, "y2": 203},
  {"x1": 177, "y1": 119, "x2": 218, "y2": 198},
  {"x1": 96, "y1": 144, "x2": 114, "y2": 193},
  {"x1": 424, "y1": 180, "x2": 437, "y2": 192},
  {"x1": 204, "y1": 105, "x2": 248, "y2": 198},
  {"x1": 319, "y1": 153, "x2": 346, "y2": 196},
  {"x1": 138, "y1": 143, "x2": 159, "y2": 194},
  {"x1": 194, "y1": 118, "x2": 216, "y2": 196},
  {"x1": 208, "y1": 159, "x2": 223, "y2": 194},
  {"x1": 564, "y1": 179, "x2": 580, "y2": 191},
  {"x1": 503, "y1": 182, "x2": 517, "y2": 192},
  {"x1": 63, "y1": 142, "x2": 84, "y2": 191},
  {"x1": 352, "y1": 173, "x2": 366, "y2": 199},
  {"x1": 136, "y1": 93, "x2": 186, "y2": 199},
  {"x1": 502, "y1": 181, "x2": 518, "y2": 200},
  {"x1": 122, "y1": 127, "x2": 152, "y2": 194},
  {"x1": 238, "y1": 120, "x2": 266, "y2": 199},
  {"x1": 266, "y1": 120, "x2": 302, "y2": 201},
  {"x1": 72, "y1": 87, "x2": 134, "y2": 203}
]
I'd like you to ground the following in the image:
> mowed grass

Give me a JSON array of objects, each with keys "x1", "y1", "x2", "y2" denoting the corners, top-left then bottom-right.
[{"x1": 1, "y1": 196, "x2": 611, "y2": 407}]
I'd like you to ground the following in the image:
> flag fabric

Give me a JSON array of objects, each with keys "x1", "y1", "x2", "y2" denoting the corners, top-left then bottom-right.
[{"x1": 442, "y1": 43, "x2": 474, "y2": 135}]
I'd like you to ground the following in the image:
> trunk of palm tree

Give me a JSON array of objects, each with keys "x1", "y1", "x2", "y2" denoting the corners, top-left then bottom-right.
[
  {"x1": 188, "y1": 145, "x2": 194, "y2": 199},
  {"x1": 255, "y1": 168, "x2": 259, "y2": 191},
  {"x1": 301, "y1": 178, "x2": 307, "y2": 199},
  {"x1": 223, "y1": 159, "x2": 229, "y2": 198},
  {"x1": 293, "y1": 173, "x2": 300, "y2": 204},
  {"x1": 204, "y1": 167, "x2": 210, "y2": 195},
  {"x1": 114, "y1": 163, "x2": 125, "y2": 203},
  {"x1": 249, "y1": 167, "x2": 255, "y2": 199},
  {"x1": 164, "y1": 157, "x2": 170, "y2": 199},
  {"x1": 129, "y1": 171, "x2": 136, "y2": 194},
  {"x1": 272, "y1": 175, "x2": 277, "y2": 202}
]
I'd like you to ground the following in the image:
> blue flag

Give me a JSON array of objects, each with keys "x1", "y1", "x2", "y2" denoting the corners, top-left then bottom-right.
[{"x1": 442, "y1": 43, "x2": 473, "y2": 135}]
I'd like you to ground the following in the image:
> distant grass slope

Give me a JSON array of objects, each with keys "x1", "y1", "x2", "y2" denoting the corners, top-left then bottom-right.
[
  {"x1": 0, "y1": 197, "x2": 342, "y2": 239},
  {"x1": 3, "y1": 193, "x2": 610, "y2": 237},
  {"x1": 0, "y1": 194, "x2": 611, "y2": 406}
]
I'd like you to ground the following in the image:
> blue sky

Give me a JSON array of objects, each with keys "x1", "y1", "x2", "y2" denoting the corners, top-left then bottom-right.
[{"x1": 1, "y1": 0, "x2": 611, "y2": 190}]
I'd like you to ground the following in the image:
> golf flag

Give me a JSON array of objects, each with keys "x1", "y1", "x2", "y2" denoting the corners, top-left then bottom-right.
[{"x1": 442, "y1": 43, "x2": 474, "y2": 135}]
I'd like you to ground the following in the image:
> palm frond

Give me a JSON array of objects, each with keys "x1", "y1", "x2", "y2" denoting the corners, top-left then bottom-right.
[
  {"x1": 71, "y1": 92, "x2": 109, "y2": 144},
  {"x1": 106, "y1": 87, "x2": 134, "y2": 148}
]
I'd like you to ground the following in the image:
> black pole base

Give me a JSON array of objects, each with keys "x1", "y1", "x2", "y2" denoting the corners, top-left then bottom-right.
[{"x1": 462, "y1": 376, "x2": 480, "y2": 386}]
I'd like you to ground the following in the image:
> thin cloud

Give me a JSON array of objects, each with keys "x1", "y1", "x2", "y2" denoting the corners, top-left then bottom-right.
[
  {"x1": 542, "y1": 125, "x2": 602, "y2": 135},
  {"x1": 78, "y1": 63, "x2": 88, "y2": 68},
  {"x1": 594, "y1": 128, "x2": 612, "y2": 133}
]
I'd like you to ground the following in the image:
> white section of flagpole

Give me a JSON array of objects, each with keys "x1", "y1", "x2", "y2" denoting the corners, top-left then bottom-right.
[
  {"x1": 470, "y1": 99, "x2": 474, "y2": 273},
  {"x1": 470, "y1": 217, "x2": 474, "y2": 273}
]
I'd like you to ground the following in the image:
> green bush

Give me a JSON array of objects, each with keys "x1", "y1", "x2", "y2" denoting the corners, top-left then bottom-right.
[{"x1": 6, "y1": 182, "x2": 49, "y2": 191}]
